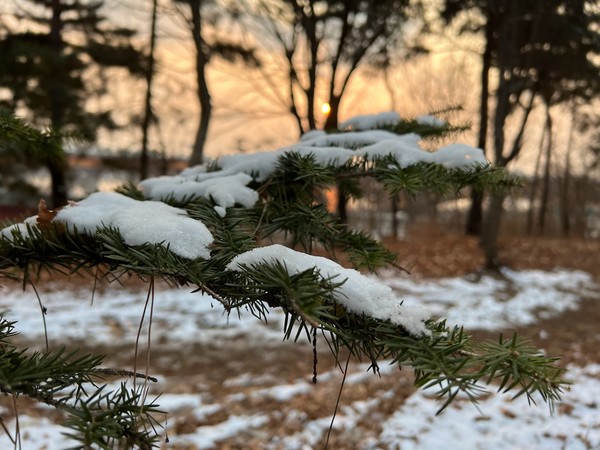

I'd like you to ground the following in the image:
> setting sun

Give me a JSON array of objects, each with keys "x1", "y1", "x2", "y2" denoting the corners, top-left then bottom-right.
[{"x1": 321, "y1": 102, "x2": 331, "y2": 115}]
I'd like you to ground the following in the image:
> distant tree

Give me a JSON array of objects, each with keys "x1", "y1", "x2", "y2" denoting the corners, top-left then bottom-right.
[
  {"x1": 440, "y1": 0, "x2": 493, "y2": 236},
  {"x1": 0, "y1": 0, "x2": 145, "y2": 207},
  {"x1": 242, "y1": 0, "x2": 424, "y2": 222},
  {"x1": 171, "y1": 0, "x2": 260, "y2": 166},
  {"x1": 0, "y1": 110, "x2": 68, "y2": 205},
  {"x1": 244, "y1": 0, "x2": 424, "y2": 133},
  {"x1": 441, "y1": 0, "x2": 599, "y2": 265},
  {"x1": 140, "y1": 0, "x2": 160, "y2": 180}
]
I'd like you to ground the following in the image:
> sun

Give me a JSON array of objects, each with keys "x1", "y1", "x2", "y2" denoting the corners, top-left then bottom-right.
[{"x1": 321, "y1": 102, "x2": 331, "y2": 115}]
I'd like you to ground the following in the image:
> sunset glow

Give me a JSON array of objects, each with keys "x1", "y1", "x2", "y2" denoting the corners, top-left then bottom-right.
[{"x1": 321, "y1": 102, "x2": 331, "y2": 115}]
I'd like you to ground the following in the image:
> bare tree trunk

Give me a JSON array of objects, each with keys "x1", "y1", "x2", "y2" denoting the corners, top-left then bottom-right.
[
  {"x1": 526, "y1": 107, "x2": 548, "y2": 234},
  {"x1": 324, "y1": 96, "x2": 349, "y2": 223},
  {"x1": 48, "y1": 158, "x2": 68, "y2": 208},
  {"x1": 481, "y1": 193, "x2": 505, "y2": 269},
  {"x1": 391, "y1": 195, "x2": 399, "y2": 238},
  {"x1": 48, "y1": 0, "x2": 68, "y2": 207},
  {"x1": 537, "y1": 108, "x2": 553, "y2": 234},
  {"x1": 465, "y1": 16, "x2": 492, "y2": 236},
  {"x1": 560, "y1": 105, "x2": 575, "y2": 237},
  {"x1": 188, "y1": 0, "x2": 212, "y2": 167},
  {"x1": 324, "y1": 96, "x2": 340, "y2": 131},
  {"x1": 141, "y1": 0, "x2": 158, "y2": 179}
]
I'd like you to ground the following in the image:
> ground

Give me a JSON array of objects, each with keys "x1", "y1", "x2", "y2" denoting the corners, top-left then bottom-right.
[{"x1": 0, "y1": 228, "x2": 599, "y2": 449}]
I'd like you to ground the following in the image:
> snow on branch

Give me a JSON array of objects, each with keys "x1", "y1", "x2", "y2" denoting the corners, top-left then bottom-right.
[{"x1": 226, "y1": 244, "x2": 431, "y2": 336}]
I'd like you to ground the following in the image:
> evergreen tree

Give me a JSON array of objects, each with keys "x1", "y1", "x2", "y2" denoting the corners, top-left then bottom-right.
[
  {"x1": 171, "y1": 0, "x2": 260, "y2": 166},
  {"x1": 0, "y1": 0, "x2": 145, "y2": 207},
  {"x1": 439, "y1": 0, "x2": 600, "y2": 264},
  {"x1": 0, "y1": 110, "x2": 567, "y2": 447}
]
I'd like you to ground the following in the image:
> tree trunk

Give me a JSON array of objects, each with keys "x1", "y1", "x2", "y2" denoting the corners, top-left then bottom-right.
[
  {"x1": 48, "y1": 158, "x2": 68, "y2": 208},
  {"x1": 324, "y1": 96, "x2": 340, "y2": 131},
  {"x1": 324, "y1": 96, "x2": 348, "y2": 223},
  {"x1": 480, "y1": 193, "x2": 505, "y2": 269},
  {"x1": 140, "y1": 0, "x2": 158, "y2": 179},
  {"x1": 560, "y1": 107, "x2": 575, "y2": 237},
  {"x1": 526, "y1": 107, "x2": 548, "y2": 234},
  {"x1": 188, "y1": 0, "x2": 212, "y2": 167},
  {"x1": 47, "y1": 0, "x2": 69, "y2": 207},
  {"x1": 465, "y1": 15, "x2": 492, "y2": 236},
  {"x1": 537, "y1": 108, "x2": 553, "y2": 234}
]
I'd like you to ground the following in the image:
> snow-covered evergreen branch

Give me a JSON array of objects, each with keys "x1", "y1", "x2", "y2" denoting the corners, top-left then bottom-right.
[{"x1": 0, "y1": 111, "x2": 565, "y2": 447}]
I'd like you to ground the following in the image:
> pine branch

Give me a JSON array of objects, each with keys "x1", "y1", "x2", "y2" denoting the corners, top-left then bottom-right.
[
  {"x1": 0, "y1": 109, "x2": 568, "y2": 446},
  {"x1": 0, "y1": 317, "x2": 162, "y2": 448}
]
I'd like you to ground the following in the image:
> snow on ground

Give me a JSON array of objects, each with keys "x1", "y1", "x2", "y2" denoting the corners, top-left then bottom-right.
[
  {"x1": 382, "y1": 268, "x2": 597, "y2": 330},
  {"x1": 0, "y1": 268, "x2": 598, "y2": 449}
]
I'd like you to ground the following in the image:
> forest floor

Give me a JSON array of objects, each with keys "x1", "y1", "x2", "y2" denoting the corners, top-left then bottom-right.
[{"x1": 0, "y1": 229, "x2": 599, "y2": 449}]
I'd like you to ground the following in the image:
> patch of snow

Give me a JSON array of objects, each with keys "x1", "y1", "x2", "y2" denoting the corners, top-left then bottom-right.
[
  {"x1": 0, "y1": 285, "x2": 287, "y2": 347},
  {"x1": 169, "y1": 414, "x2": 269, "y2": 449},
  {"x1": 378, "y1": 364, "x2": 600, "y2": 450},
  {"x1": 383, "y1": 268, "x2": 596, "y2": 330},
  {"x1": 340, "y1": 112, "x2": 401, "y2": 131},
  {"x1": 0, "y1": 416, "x2": 79, "y2": 449},
  {"x1": 251, "y1": 383, "x2": 312, "y2": 402},
  {"x1": 226, "y1": 244, "x2": 432, "y2": 336}
]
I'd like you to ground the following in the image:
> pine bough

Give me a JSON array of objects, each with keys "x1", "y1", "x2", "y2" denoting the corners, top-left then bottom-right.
[{"x1": 0, "y1": 111, "x2": 566, "y2": 448}]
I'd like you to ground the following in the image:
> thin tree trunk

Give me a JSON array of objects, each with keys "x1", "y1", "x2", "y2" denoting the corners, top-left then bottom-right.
[
  {"x1": 560, "y1": 106, "x2": 575, "y2": 237},
  {"x1": 141, "y1": 0, "x2": 158, "y2": 179},
  {"x1": 465, "y1": 15, "x2": 492, "y2": 236},
  {"x1": 324, "y1": 96, "x2": 348, "y2": 223},
  {"x1": 391, "y1": 195, "x2": 399, "y2": 238},
  {"x1": 526, "y1": 107, "x2": 548, "y2": 234},
  {"x1": 537, "y1": 108, "x2": 553, "y2": 234},
  {"x1": 48, "y1": 0, "x2": 68, "y2": 207},
  {"x1": 324, "y1": 96, "x2": 340, "y2": 131},
  {"x1": 48, "y1": 158, "x2": 68, "y2": 208},
  {"x1": 189, "y1": 0, "x2": 212, "y2": 166},
  {"x1": 481, "y1": 193, "x2": 505, "y2": 269}
]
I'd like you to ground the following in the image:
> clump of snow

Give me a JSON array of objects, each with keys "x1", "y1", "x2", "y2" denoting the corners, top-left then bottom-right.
[
  {"x1": 299, "y1": 129, "x2": 404, "y2": 148},
  {"x1": 216, "y1": 145, "x2": 357, "y2": 182},
  {"x1": 415, "y1": 114, "x2": 446, "y2": 127},
  {"x1": 339, "y1": 112, "x2": 401, "y2": 130},
  {"x1": 226, "y1": 244, "x2": 431, "y2": 335},
  {"x1": 213, "y1": 131, "x2": 484, "y2": 182},
  {"x1": 300, "y1": 129, "x2": 327, "y2": 141},
  {"x1": 433, "y1": 143, "x2": 487, "y2": 168},
  {"x1": 140, "y1": 172, "x2": 258, "y2": 209},
  {"x1": 53, "y1": 192, "x2": 213, "y2": 259},
  {"x1": 1, "y1": 215, "x2": 38, "y2": 241}
]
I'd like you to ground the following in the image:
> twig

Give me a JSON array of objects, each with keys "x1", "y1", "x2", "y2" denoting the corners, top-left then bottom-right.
[
  {"x1": 141, "y1": 276, "x2": 156, "y2": 409},
  {"x1": 312, "y1": 327, "x2": 318, "y2": 384},
  {"x1": 324, "y1": 352, "x2": 351, "y2": 450},
  {"x1": 92, "y1": 368, "x2": 158, "y2": 383},
  {"x1": 12, "y1": 394, "x2": 21, "y2": 450},
  {"x1": 195, "y1": 283, "x2": 231, "y2": 310},
  {"x1": 133, "y1": 279, "x2": 153, "y2": 393},
  {"x1": 29, "y1": 281, "x2": 48, "y2": 352},
  {"x1": 287, "y1": 291, "x2": 320, "y2": 329}
]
